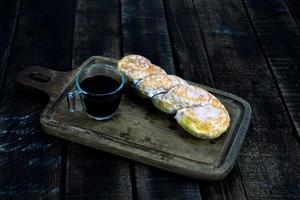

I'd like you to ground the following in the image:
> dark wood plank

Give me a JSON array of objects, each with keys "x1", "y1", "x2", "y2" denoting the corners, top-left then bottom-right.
[
  {"x1": 121, "y1": 0, "x2": 202, "y2": 199},
  {"x1": 0, "y1": 0, "x2": 75, "y2": 199},
  {"x1": 164, "y1": 0, "x2": 247, "y2": 199},
  {"x1": 65, "y1": 0, "x2": 133, "y2": 199},
  {"x1": 134, "y1": 164, "x2": 202, "y2": 199},
  {"x1": 121, "y1": 0, "x2": 175, "y2": 74},
  {"x1": 199, "y1": 166, "x2": 246, "y2": 200},
  {"x1": 242, "y1": 0, "x2": 300, "y2": 137},
  {"x1": 286, "y1": 0, "x2": 300, "y2": 27},
  {"x1": 65, "y1": 144, "x2": 132, "y2": 200},
  {"x1": 190, "y1": 0, "x2": 300, "y2": 199},
  {"x1": 163, "y1": 0, "x2": 214, "y2": 87},
  {"x1": 0, "y1": 0, "x2": 20, "y2": 96}
]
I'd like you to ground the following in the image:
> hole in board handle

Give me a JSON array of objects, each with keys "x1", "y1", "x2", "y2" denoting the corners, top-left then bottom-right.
[{"x1": 29, "y1": 72, "x2": 51, "y2": 83}]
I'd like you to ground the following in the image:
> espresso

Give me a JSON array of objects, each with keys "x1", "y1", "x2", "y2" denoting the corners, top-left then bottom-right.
[{"x1": 80, "y1": 75, "x2": 123, "y2": 118}]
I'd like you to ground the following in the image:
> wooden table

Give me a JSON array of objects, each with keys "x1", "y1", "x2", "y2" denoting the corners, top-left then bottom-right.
[{"x1": 1, "y1": 0, "x2": 299, "y2": 199}]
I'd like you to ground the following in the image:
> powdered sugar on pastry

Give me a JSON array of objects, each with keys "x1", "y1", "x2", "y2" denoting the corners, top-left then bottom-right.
[
  {"x1": 118, "y1": 55, "x2": 166, "y2": 83},
  {"x1": 152, "y1": 84, "x2": 228, "y2": 117},
  {"x1": 136, "y1": 74, "x2": 187, "y2": 98},
  {"x1": 152, "y1": 93, "x2": 180, "y2": 114},
  {"x1": 169, "y1": 85, "x2": 212, "y2": 108},
  {"x1": 175, "y1": 105, "x2": 230, "y2": 139},
  {"x1": 118, "y1": 55, "x2": 151, "y2": 71},
  {"x1": 193, "y1": 105, "x2": 224, "y2": 121},
  {"x1": 131, "y1": 64, "x2": 166, "y2": 85},
  {"x1": 167, "y1": 75, "x2": 187, "y2": 87}
]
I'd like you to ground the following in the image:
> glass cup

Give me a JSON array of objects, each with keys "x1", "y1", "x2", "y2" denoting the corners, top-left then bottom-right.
[{"x1": 67, "y1": 63, "x2": 125, "y2": 120}]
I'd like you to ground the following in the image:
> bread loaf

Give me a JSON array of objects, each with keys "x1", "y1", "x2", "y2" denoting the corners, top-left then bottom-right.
[{"x1": 118, "y1": 54, "x2": 230, "y2": 139}]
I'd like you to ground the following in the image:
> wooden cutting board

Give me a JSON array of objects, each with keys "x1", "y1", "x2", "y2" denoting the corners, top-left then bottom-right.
[{"x1": 16, "y1": 56, "x2": 251, "y2": 181}]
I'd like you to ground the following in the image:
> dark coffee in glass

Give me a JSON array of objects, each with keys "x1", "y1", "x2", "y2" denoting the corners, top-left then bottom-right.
[{"x1": 67, "y1": 64, "x2": 125, "y2": 120}]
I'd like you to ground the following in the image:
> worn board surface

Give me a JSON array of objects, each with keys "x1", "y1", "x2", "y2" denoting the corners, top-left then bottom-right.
[{"x1": 16, "y1": 56, "x2": 251, "y2": 181}]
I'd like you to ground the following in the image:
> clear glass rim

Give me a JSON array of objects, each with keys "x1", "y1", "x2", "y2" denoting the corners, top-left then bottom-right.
[{"x1": 76, "y1": 64, "x2": 125, "y2": 96}]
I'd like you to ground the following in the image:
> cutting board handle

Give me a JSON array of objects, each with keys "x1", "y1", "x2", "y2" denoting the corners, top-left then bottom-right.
[{"x1": 16, "y1": 66, "x2": 77, "y2": 100}]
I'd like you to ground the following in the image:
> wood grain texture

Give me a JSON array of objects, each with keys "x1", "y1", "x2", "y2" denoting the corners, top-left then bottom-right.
[
  {"x1": 163, "y1": 0, "x2": 214, "y2": 87},
  {"x1": 0, "y1": 0, "x2": 20, "y2": 98},
  {"x1": 121, "y1": 0, "x2": 175, "y2": 74},
  {"x1": 121, "y1": 0, "x2": 202, "y2": 199},
  {"x1": 286, "y1": 0, "x2": 300, "y2": 27},
  {"x1": 242, "y1": 0, "x2": 300, "y2": 137},
  {"x1": 199, "y1": 165, "x2": 246, "y2": 200},
  {"x1": 163, "y1": 0, "x2": 247, "y2": 199},
  {"x1": 0, "y1": 0, "x2": 75, "y2": 199},
  {"x1": 65, "y1": 0, "x2": 133, "y2": 199},
  {"x1": 192, "y1": 0, "x2": 300, "y2": 198}
]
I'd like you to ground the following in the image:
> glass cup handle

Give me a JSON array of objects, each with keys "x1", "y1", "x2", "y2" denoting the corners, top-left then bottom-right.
[{"x1": 67, "y1": 90, "x2": 81, "y2": 112}]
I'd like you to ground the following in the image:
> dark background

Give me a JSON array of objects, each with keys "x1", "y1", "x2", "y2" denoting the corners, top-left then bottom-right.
[{"x1": 0, "y1": 0, "x2": 300, "y2": 199}]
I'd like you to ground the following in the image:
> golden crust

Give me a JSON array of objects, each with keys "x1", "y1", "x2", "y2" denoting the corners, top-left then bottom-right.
[
  {"x1": 152, "y1": 93, "x2": 179, "y2": 114},
  {"x1": 167, "y1": 75, "x2": 187, "y2": 86},
  {"x1": 118, "y1": 55, "x2": 166, "y2": 83},
  {"x1": 169, "y1": 85, "x2": 212, "y2": 107},
  {"x1": 175, "y1": 105, "x2": 230, "y2": 139},
  {"x1": 131, "y1": 64, "x2": 166, "y2": 85},
  {"x1": 136, "y1": 74, "x2": 187, "y2": 98},
  {"x1": 209, "y1": 95, "x2": 224, "y2": 109},
  {"x1": 118, "y1": 54, "x2": 151, "y2": 72},
  {"x1": 152, "y1": 85, "x2": 227, "y2": 116}
]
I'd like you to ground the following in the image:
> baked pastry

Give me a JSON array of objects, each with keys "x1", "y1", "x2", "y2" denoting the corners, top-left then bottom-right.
[
  {"x1": 118, "y1": 55, "x2": 166, "y2": 84},
  {"x1": 170, "y1": 85, "x2": 212, "y2": 107},
  {"x1": 152, "y1": 93, "x2": 179, "y2": 114},
  {"x1": 117, "y1": 54, "x2": 230, "y2": 139},
  {"x1": 175, "y1": 105, "x2": 230, "y2": 139},
  {"x1": 209, "y1": 95, "x2": 224, "y2": 109},
  {"x1": 130, "y1": 64, "x2": 166, "y2": 85},
  {"x1": 152, "y1": 85, "x2": 212, "y2": 114},
  {"x1": 135, "y1": 74, "x2": 187, "y2": 98},
  {"x1": 118, "y1": 54, "x2": 151, "y2": 73}
]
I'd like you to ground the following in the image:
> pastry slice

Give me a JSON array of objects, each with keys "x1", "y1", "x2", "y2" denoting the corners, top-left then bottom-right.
[
  {"x1": 135, "y1": 74, "x2": 187, "y2": 98},
  {"x1": 170, "y1": 85, "x2": 212, "y2": 107},
  {"x1": 152, "y1": 93, "x2": 179, "y2": 114},
  {"x1": 152, "y1": 85, "x2": 212, "y2": 114},
  {"x1": 175, "y1": 105, "x2": 230, "y2": 139},
  {"x1": 118, "y1": 55, "x2": 166, "y2": 84},
  {"x1": 130, "y1": 64, "x2": 167, "y2": 85},
  {"x1": 118, "y1": 54, "x2": 151, "y2": 72}
]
